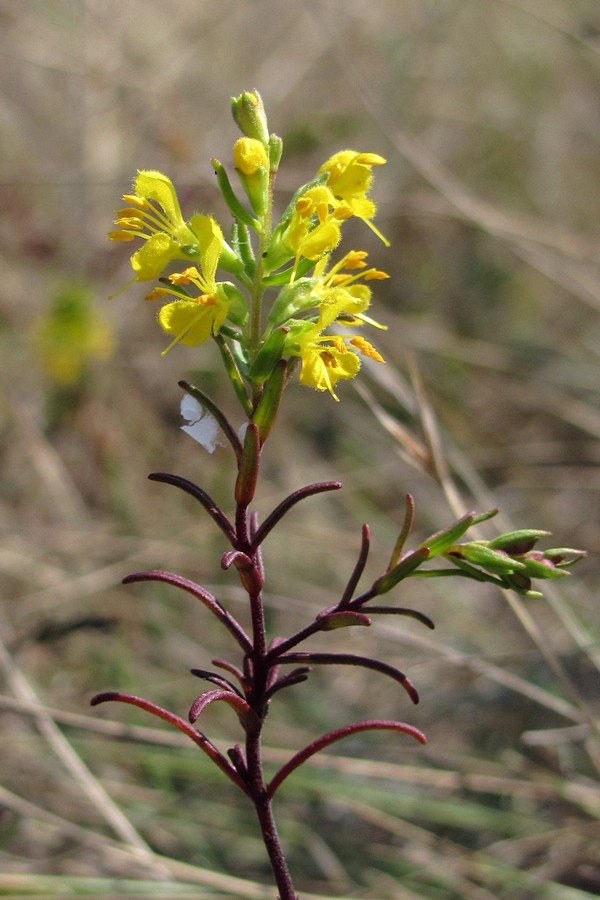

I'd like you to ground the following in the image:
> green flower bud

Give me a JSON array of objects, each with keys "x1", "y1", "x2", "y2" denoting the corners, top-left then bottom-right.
[
  {"x1": 269, "y1": 134, "x2": 283, "y2": 172},
  {"x1": 518, "y1": 552, "x2": 569, "y2": 580},
  {"x1": 231, "y1": 90, "x2": 269, "y2": 145},
  {"x1": 543, "y1": 548, "x2": 587, "y2": 568},
  {"x1": 488, "y1": 529, "x2": 550, "y2": 555},
  {"x1": 267, "y1": 278, "x2": 317, "y2": 326},
  {"x1": 450, "y1": 542, "x2": 526, "y2": 574},
  {"x1": 220, "y1": 282, "x2": 248, "y2": 327},
  {"x1": 250, "y1": 328, "x2": 287, "y2": 385},
  {"x1": 252, "y1": 360, "x2": 287, "y2": 444}
]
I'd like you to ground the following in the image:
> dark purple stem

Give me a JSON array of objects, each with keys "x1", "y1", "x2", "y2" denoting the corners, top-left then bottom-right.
[
  {"x1": 246, "y1": 727, "x2": 298, "y2": 899},
  {"x1": 225, "y1": 433, "x2": 299, "y2": 900},
  {"x1": 92, "y1": 385, "x2": 430, "y2": 900}
]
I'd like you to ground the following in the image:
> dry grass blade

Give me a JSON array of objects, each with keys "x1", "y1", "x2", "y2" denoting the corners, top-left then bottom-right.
[
  {"x1": 0, "y1": 784, "x2": 333, "y2": 899},
  {"x1": 0, "y1": 634, "x2": 169, "y2": 877}
]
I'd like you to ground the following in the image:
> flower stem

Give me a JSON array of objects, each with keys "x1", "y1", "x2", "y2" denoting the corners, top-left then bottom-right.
[
  {"x1": 248, "y1": 166, "x2": 275, "y2": 399},
  {"x1": 233, "y1": 421, "x2": 298, "y2": 897},
  {"x1": 246, "y1": 726, "x2": 298, "y2": 900}
]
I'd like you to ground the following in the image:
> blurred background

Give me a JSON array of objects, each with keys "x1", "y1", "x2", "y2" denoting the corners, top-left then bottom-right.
[{"x1": 1, "y1": 1, "x2": 599, "y2": 897}]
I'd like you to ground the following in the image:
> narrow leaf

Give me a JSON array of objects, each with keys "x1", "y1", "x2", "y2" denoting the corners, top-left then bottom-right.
[{"x1": 268, "y1": 719, "x2": 427, "y2": 797}]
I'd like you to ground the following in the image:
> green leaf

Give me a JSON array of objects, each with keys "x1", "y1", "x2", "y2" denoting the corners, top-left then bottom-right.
[{"x1": 419, "y1": 512, "x2": 475, "y2": 558}]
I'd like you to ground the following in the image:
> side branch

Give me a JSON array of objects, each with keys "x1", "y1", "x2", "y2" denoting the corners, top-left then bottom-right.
[
  {"x1": 148, "y1": 472, "x2": 236, "y2": 543},
  {"x1": 123, "y1": 570, "x2": 252, "y2": 652},
  {"x1": 91, "y1": 691, "x2": 249, "y2": 795},
  {"x1": 338, "y1": 523, "x2": 371, "y2": 607},
  {"x1": 250, "y1": 481, "x2": 342, "y2": 550},
  {"x1": 268, "y1": 719, "x2": 427, "y2": 797},
  {"x1": 277, "y1": 652, "x2": 420, "y2": 704}
]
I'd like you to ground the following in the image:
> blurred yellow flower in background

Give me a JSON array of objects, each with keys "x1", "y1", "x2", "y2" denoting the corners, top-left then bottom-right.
[{"x1": 33, "y1": 281, "x2": 114, "y2": 385}]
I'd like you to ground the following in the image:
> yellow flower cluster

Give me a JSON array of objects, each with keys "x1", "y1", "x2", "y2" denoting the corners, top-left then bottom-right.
[
  {"x1": 282, "y1": 251, "x2": 388, "y2": 400},
  {"x1": 109, "y1": 98, "x2": 390, "y2": 402}
]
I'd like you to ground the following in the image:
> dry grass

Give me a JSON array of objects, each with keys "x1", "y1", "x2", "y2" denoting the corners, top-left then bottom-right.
[{"x1": 1, "y1": 1, "x2": 599, "y2": 897}]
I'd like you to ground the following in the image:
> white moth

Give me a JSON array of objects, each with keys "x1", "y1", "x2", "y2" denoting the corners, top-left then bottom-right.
[{"x1": 180, "y1": 394, "x2": 222, "y2": 453}]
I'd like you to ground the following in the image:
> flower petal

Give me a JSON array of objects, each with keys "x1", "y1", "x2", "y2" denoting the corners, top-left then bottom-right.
[
  {"x1": 135, "y1": 170, "x2": 183, "y2": 225},
  {"x1": 159, "y1": 300, "x2": 216, "y2": 347},
  {"x1": 190, "y1": 214, "x2": 223, "y2": 284},
  {"x1": 131, "y1": 233, "x2": 178, "y2": 280}
]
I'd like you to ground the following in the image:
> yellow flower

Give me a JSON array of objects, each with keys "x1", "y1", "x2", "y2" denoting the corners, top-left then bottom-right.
[
  {"x1": 233, "y1": 137, "x2": 269, "y2": 175},
  {"x1": 312, "y1": 251, "x2": 389, "y2": 328},
  {"x1": 158, "y1": 280, "x2": 229, "y2": 353},
  {"x1": 145, "y1": 216, "x2": 229, "y2": 354},
  {"x1": 297, "y1": 334, "x2": 360, "y2": 400},
  {"x1": 281, "y1": 185, "x2": 354, "y2": 278},
  {"x1": 319, "y1": 151, "x2": 390, "y2": 246},
  {"x1": 109, "y1": 171, "x2": 200, "y2": 281},
  {"x1": 32, "y1": 281, "x2": 114, "y2": 385},
  {"x1": 233, "y1": 137, "x2": 269, "y2": 216},
  {"x1": 285, "y1": 289, "x2": 385, "y2": 400}
]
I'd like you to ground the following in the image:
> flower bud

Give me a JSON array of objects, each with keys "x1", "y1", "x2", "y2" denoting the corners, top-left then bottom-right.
[
  {"x1": 250, "y1": 328, "x2": 287, "y2": 385},
  {"x1": 252, "y1": 359, "x2": 287, "y2": 444},
  {"x1": 518, "y1": 551, "x2": 569, "y2": 580},
  {"x1": 233, "y1": 137, "x2": 269, "y2": 216},
  {"x1": 233, "y1": 137, "x2": 269, "y2": 175},
  {"x1": 269, "y1": 134, "x2": 283, "y2": 172},
  {"x1": 231, "y1": 90, "x2": 269, "y2": 146},
  {"x1": 450, "y1": 542, "x2": 526, "y2": 574},
  {"x1": 220, "y1": 282, "x2": 248, "y2": 327},
  {"x1": 488, "y1": 529, "x2": 550, "y2": 555}
]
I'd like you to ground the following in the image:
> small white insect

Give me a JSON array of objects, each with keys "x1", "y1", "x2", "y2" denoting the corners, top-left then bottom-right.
[{"x1": 180, "y1": 394, "x2": 222, "y2": 453}]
